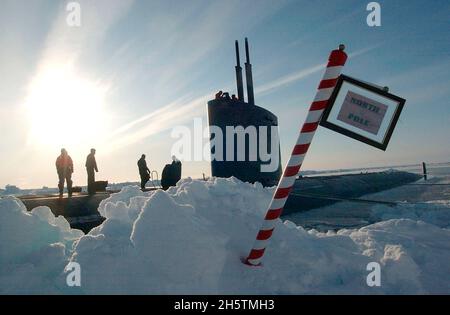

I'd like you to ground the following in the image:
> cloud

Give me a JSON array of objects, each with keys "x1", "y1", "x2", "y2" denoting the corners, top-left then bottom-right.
[
  {"x1": 35, "y1": 0, "x2": 134, "y2": 67},
  {"x1": 124, "y1": 0, "x2": 291, "y2": 97},
  {"x1": 255, "y1": 45, "x2": 380, "y2": 96},
  {"x1": 110, "y1": 94, "x2": 194, "y2": 137},
  {"x1": 102, "y1": 93, "x2": 211, "y2": 153},
  {"x1": 82, "y1": 0, "x2": 290, "y2": 153}
]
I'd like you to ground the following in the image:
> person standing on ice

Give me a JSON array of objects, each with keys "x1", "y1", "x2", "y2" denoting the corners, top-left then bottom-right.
[
  {"x1": 137, "y1": 154, "x2": 151, "y2": 190},
  {"x1": 85, "y1": 148, "x2": 98, "y2": 195},
  {"x1": 55, "y1": 148, "x2": 74, "y2": 197}
]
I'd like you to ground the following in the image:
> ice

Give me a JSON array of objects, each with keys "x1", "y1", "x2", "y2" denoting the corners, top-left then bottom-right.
[
  {"x1": 371, "y1": 201, "x2": 450, "y2": 228},
  {"x1": 1, "y1": 176, "x2": 449, "y2": 294}
]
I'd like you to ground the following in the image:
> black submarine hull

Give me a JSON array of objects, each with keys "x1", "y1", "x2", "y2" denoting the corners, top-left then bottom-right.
[{"x1": 283, "y1": 170, "x2": 421, "y2": 214}]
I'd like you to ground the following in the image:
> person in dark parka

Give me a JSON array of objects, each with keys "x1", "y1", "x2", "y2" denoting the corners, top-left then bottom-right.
[
  {"x1": 85, "y1": 148, "x2": 98, "y2": 195},
  {"x1": 161, "y1": 155, "x2": 182, "y2": 190},
  {"x1": 138, "y1": 154, "x2": 151, "y2": 189}
]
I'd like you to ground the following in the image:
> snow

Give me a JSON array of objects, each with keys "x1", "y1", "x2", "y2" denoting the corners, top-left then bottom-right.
[
  {"x1": 1, "y1": 175, "x2": 449, "y2": 294},
  {"x1": 371, "y1": 201, "x2": 450, "y2": 228},
  {"x1": 0, "y1": 196, "x2": 83, "y2": 294}
]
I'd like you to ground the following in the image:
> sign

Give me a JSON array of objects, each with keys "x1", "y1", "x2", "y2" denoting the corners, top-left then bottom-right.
[{"x1": 320, "y1": 75, "x2": 405, "y2": 150}]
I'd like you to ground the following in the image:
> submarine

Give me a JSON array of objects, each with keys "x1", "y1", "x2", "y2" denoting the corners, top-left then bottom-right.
[{"x1": 207, "y1": 38, "x2": 282, "y2": 187}]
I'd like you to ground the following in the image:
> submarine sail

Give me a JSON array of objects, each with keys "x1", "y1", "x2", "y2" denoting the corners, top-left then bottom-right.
[{"x1": 207, "y1": 38, "x2": 282, "y2": 187}]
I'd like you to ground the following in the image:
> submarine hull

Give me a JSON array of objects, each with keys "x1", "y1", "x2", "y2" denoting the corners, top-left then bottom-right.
[{"x1": 283, "y1": 170, "x2": 421, "y2": 214}]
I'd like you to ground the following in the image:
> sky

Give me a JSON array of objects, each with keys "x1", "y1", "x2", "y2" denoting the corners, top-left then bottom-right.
[{"x1": 0, "y1": 0, "x2": 449, "y2": 189}]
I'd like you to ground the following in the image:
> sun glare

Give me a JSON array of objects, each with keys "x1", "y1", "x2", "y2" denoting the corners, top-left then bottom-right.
[{"x1": 25, "y1": 65, "x2": 109, "y2": 151}]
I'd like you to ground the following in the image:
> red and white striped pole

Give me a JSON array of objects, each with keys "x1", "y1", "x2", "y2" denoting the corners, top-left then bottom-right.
[{"x1": 245, "y1": 44, "x2": 348, "y2": 266}]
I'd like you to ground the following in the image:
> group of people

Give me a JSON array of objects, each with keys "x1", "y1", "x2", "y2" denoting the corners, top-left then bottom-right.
[
  {"x1": 215, "y1": 90, "x2": 238, "y2": 101},
  {"x1": 55, "y1": 148, "x2": 98, "y2": 197},
  {"x1": 56, "y1": 149, "x2": 182, "y2": 197}
]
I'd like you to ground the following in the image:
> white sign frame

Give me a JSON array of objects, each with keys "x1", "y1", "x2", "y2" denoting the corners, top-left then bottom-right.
[{"x1": 320, "y1": 75, "x2": 406, "y2": 151}]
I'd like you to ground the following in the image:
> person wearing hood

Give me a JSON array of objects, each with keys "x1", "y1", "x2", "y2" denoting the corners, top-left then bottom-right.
[
  {"x1": 55, "y1": 148, "x2": 74, "y2": 197},
  {"x1": 161, "y1": 155, "x2": 182, "y2": 190}
]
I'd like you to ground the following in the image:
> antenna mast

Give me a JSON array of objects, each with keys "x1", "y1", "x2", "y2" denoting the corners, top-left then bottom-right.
[
  {"x1": 244, "y1": 38, "x2": 255, "y2": 105},
  {"x1": 235, "y1": 40, "x2": 244, "y2": 101}
]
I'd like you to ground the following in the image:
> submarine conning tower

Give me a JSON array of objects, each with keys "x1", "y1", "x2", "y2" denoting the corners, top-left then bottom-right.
[{"x1": 207, "y1": 38, "x2": 282, "y2": 187}]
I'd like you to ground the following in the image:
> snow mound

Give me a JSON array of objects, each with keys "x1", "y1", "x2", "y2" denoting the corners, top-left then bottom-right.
[
  {"x1": 1, "y1": 178, "x2": 450, "y2": 294},
  {"x1": 0, "y1": 196, "x2": 82, "y2": 294}
]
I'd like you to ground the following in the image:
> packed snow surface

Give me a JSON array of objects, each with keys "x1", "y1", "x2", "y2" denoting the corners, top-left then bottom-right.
[{"x1": 1, "y1": 177, "x2": 449, "y2": 294}]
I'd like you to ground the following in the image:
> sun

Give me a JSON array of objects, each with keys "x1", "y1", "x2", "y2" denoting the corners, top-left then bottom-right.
[{"x1": 25, "y1": 64, "x2": 110, "y2": 152}]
